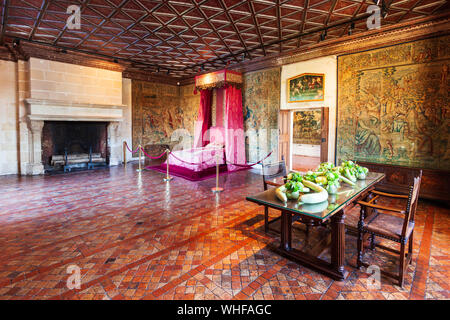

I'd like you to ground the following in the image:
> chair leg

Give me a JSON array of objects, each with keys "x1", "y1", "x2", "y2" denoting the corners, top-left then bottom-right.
[
  {"x1": 370, "y1": 234, "x2": 376, "y2": 250},
  {"x1": 408, "y1": 232, "x2": 414, "y2": 265},
  {"x1": 399, "y1": 241, "x2": 406, "y2": 288},
  {"x1": 357, "y1": 230, "x2": 364, "y2": 269}
]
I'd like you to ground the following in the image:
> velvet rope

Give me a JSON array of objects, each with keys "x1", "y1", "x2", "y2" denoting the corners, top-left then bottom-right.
[
  {"x1": 139, "y1": 146, "x2": 167, "y2": 160},
  {"x1": 168, "y1": 150, "x2": 213, "y2": 166},
  {"x1": 124, "y1": 141, "x2": 140, "y2": 154},
  {"x1": 167, "y1": 149, "x2": 273, "y2": 167},
  {"x1": 225, "y1": 151, "x2": 273, "y2": 167}
]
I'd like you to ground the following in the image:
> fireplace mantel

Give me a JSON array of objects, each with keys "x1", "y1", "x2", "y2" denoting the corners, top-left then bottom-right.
[
  {"x1": 23, "y1": 99, "x2": 125, "y2": 175},
  {"x1": 25, "y1": 98, "x2": 125, "y2": 122}
]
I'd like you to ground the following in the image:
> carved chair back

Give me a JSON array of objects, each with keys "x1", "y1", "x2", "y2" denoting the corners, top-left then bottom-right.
[
  {"x1": 262, "y1": 157, "x2": 286, "y2": 191},
  {"x1": 402, "y1": 170, "x2": 422, "y2": 237}
]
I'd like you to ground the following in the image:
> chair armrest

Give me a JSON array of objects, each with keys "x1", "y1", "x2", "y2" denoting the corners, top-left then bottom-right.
[
  {"x1": 265, "y1": 181, "x2": 282, "y2": 187},
  {"x1": 357, "y1": 201, "x2": 406, "y2": 214},
  {"x1": 371, "y1": 190, "x2": 409, "y2": 199}
]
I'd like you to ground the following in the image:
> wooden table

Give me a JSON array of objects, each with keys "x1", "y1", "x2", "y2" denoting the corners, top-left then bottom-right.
[{"x1": 246, "y1": 172, "x2": 385, "y2": 280}]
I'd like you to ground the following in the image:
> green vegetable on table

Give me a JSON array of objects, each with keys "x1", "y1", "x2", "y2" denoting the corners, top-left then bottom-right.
[
  {"x1": 275, "y1": 161, "x2": 369, "y2": 204},
  {"x1": 339, "y1": 160, "x2": 369, "y2": 183},
  {"x1": 356, "y1": 165, "x2": 369, "y2": 180},
  {"x1": 284, "y1": 180, "x2": 310, "y2": 200}
]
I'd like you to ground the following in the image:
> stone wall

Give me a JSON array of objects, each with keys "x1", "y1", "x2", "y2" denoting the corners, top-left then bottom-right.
[
  {"x1": 0, "y1": 60, "x2": 19, "y2": 175},
  {"x1": 0, "y1": 58, "x2": 130, "y2": 175},
  {"x1": 29, "y1": 58, "x2": 122, "y2": 105}
]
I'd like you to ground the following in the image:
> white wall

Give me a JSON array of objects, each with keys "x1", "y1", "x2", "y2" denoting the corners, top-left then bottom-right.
[
  {"x1": 292, "y1": 144, "x2": 320, "y2": 157},
  {"x1": 280, "y1": 55, "x2": 337, "y2": 165},
  {"x1": 0, "y1": 60, "x2": 18, "y2": 175},
  {"x1": 122, "y1": 78, "x2": 134, "y2": 161}
]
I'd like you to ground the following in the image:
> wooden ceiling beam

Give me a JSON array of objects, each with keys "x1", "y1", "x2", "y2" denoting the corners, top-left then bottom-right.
[
  {"x1": 0, "y1": 0, "x2": 8, "y2": 44},
  {"x1": 2, "y1": 0, "x2": 448, "y2": 77},
  {"x1": 130, "y1": 4, "x2": 202, "y2": 72},
  {"x1": 276, "y1": 0, "x2": 281, "y2": 52},
  {"x1": 183, "y1": 11, "x2": 373, "y2": 71},
  {"x1": 28, "y1": 0, "x2": 50, "y2": 40},
  {"x1": 74, "y1": 0, "x2": 129, "y2": 50},
  {"x1": 218, "y1": 0, "x2": 252, "y2": 60},
  {"x1": 297, "y1": 0, "x2": 309, "y2": 47},
  {"x1": 52, "y1": 0, "x2": 92, "y2": 46},
  {"x1": 247, "y1": 0, "x2": 266, "y2": 56},
  {"x1": 191, "y1": 0, "x2": 240, "y2": 64},
  {"x1": 166, "y1": 2, "x2": 228, "y2": 70},
  {"x1": 339, "y1": 0, "x2": 367, "y2": 38}
]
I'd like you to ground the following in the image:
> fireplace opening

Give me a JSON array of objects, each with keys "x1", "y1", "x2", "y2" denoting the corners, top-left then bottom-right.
[{"x1": 42, "y1": 121, "x2": 109, "y2": 172}]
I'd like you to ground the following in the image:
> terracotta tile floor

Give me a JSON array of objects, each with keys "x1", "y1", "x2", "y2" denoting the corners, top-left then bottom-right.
[
  {"x1": 0, "y1": 164, "x2": 448, "y2": 300},
  {"x1": 292, "y1": 155, "x2": 321, "y2": 172}
]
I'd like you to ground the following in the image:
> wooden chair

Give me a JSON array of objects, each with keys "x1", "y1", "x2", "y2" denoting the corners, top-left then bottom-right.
[
  {"x1": 356, "y1": 170, "x2": 422, "y2": 287},
  {"x1": 262, "y1": 158, "x2": 286, "y2": 233}
]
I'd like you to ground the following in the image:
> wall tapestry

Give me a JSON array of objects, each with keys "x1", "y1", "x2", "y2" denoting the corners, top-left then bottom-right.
[
  {"x1": 337, "y1": 35, "x2": 450, "y2": 171},
  {"x1": 132, "y1": 81, "x2": 198, "y2": 150},
  {"x1": 243, "y1": 68, "x2": 280, "y2": 163},
  {"x1": 287, "y1": 73, "x2": 324, "y2": 103},
  {"x1": 293, "y1": 109, "x2": 321, "y2": 145}
]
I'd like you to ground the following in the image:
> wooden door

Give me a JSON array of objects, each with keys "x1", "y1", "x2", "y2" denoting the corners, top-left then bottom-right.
[
  {"x1": 320, "y1": 107, "x2": 329, "y2": 163},
  {"x1": 278, "y1": 110, "x2": 291, "y2": 169}
]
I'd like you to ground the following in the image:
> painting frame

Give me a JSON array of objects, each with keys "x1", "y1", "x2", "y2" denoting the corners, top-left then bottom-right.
[{"x1": 287, "y1": 73, "x2": 325, "y2": 103}]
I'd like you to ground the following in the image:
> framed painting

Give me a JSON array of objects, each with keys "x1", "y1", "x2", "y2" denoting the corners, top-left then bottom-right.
[
  {"x1": 287, "y1": 73, "x2": 324, "y2": 103},
  {"x1": 293, "y1": 109, "x2": 322, "y2": 145}
]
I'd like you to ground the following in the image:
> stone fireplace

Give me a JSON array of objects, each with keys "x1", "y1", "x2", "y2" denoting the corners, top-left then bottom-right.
[
  {"x1": 25, "y1": 98, "x2": 125, "y2": 175},
  {"x1": 42, "y1": 121, "x2": 109, "y2": 172}
]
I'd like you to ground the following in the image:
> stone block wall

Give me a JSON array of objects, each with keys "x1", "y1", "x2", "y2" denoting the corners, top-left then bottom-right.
[
  {"x1": 29, "y1": 58, "x2": 122, "y2": 105},
  {"x1": 0, "y1": 60, "x2": 19, "y2": 175},
  {"x1": 0, "y1": 58, "x2": 131, "y2": 175}
]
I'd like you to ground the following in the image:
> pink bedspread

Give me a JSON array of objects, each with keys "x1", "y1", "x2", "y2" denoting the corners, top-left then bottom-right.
[{"x1": 166, "y1": 146, "x2": 225, "y2": 172}]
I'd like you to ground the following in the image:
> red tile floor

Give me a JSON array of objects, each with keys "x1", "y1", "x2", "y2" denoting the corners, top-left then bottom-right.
[
  {"x1": 292, "y1": 155, "x2": 321, "y2": 172},
  {"x1": 0, "y1": 164, "x2": 448, "y2": 300}
]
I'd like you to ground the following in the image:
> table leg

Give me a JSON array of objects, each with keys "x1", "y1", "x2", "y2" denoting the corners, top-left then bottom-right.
[
  {"x1": 331, "y1": 210, "x2": 347, "y2": 279},
  {"x1": 287, "y1": 212, "x2": 292, "y2": 249},
  {"x1": 280, "y1": 211, "x2": 292, "y2": 251}
]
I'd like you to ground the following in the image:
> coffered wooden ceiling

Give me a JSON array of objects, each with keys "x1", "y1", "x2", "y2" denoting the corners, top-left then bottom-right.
[{"x1": 1, "y1": 0, "x2": 449, "y2": 78}]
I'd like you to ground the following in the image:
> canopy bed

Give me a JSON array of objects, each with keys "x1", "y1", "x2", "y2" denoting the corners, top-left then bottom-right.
[{"x1": 150, "y1": 69, "x2": 247, "y2": 181}]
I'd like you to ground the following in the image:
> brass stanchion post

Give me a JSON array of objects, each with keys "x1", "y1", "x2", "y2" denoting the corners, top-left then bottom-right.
[
  {"x1": 136, "y1": 144, "x2": 143, "y2": 172},
  {"x1": 123, "y1": 141, "x2": 127, "y2": 167},
  {"x1": 163, "y1": 149, "x2": 173, "y2": 181},
  {"x1": 211, "y1": 152, "x2": 223, "y2": 193}
]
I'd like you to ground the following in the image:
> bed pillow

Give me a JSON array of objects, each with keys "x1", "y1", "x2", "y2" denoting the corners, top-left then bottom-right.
[
  {"x1": 209, "y1": 127, "x2": 225, "y2": 146},
  {"x1": 205, "y1": 142, "x2": 224, "y2": 149}
]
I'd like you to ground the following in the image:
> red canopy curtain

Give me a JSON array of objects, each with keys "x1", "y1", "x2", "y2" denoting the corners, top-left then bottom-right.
[
  {"x1": 224, "y1": 85, "x2": 246, "y2": 171},
  {"x1": 193, "y1": 89, "x2": 212, "y2": 148}
]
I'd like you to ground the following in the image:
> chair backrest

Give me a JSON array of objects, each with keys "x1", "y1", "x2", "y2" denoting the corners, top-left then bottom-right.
[
  {"x1": 262, "y1": 158, "x2": 286, "y2": 190},
  {"x1": 402, "y1": 170, "x2": 422, "y2": 237}
]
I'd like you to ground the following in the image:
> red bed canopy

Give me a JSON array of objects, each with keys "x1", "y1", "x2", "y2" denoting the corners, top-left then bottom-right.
[
  {"x1": 193, "y1": 69, "x2": 246, "y2": 171},
  {"x1": 194, "y1": 69, "x2": 243, "y2": 91}
]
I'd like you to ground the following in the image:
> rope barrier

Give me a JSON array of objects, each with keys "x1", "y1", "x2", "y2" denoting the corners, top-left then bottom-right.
[
  {"x1": 123, "y1": 140, "x2": 273, "y2": 171},
  {"x1": 167, "y1": 150, "x2": 219, "y2": 166},
  {"x1": 225, "y1": 151, "x2": 273, "y2": 167},
  {"x1": 168, "y1": 149, "x2": 273, "y2": 167},
  {"x1": 139, "y1": 146, "x2": 167, "y2": 160},
  {"x1": 124, "y1": 141, "x2": 140, "y2": 154}
]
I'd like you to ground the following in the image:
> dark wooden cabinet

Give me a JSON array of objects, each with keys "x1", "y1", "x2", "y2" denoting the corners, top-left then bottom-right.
[{"x1": 358, "y1": 162, "x2": 450, "y2": 203}]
